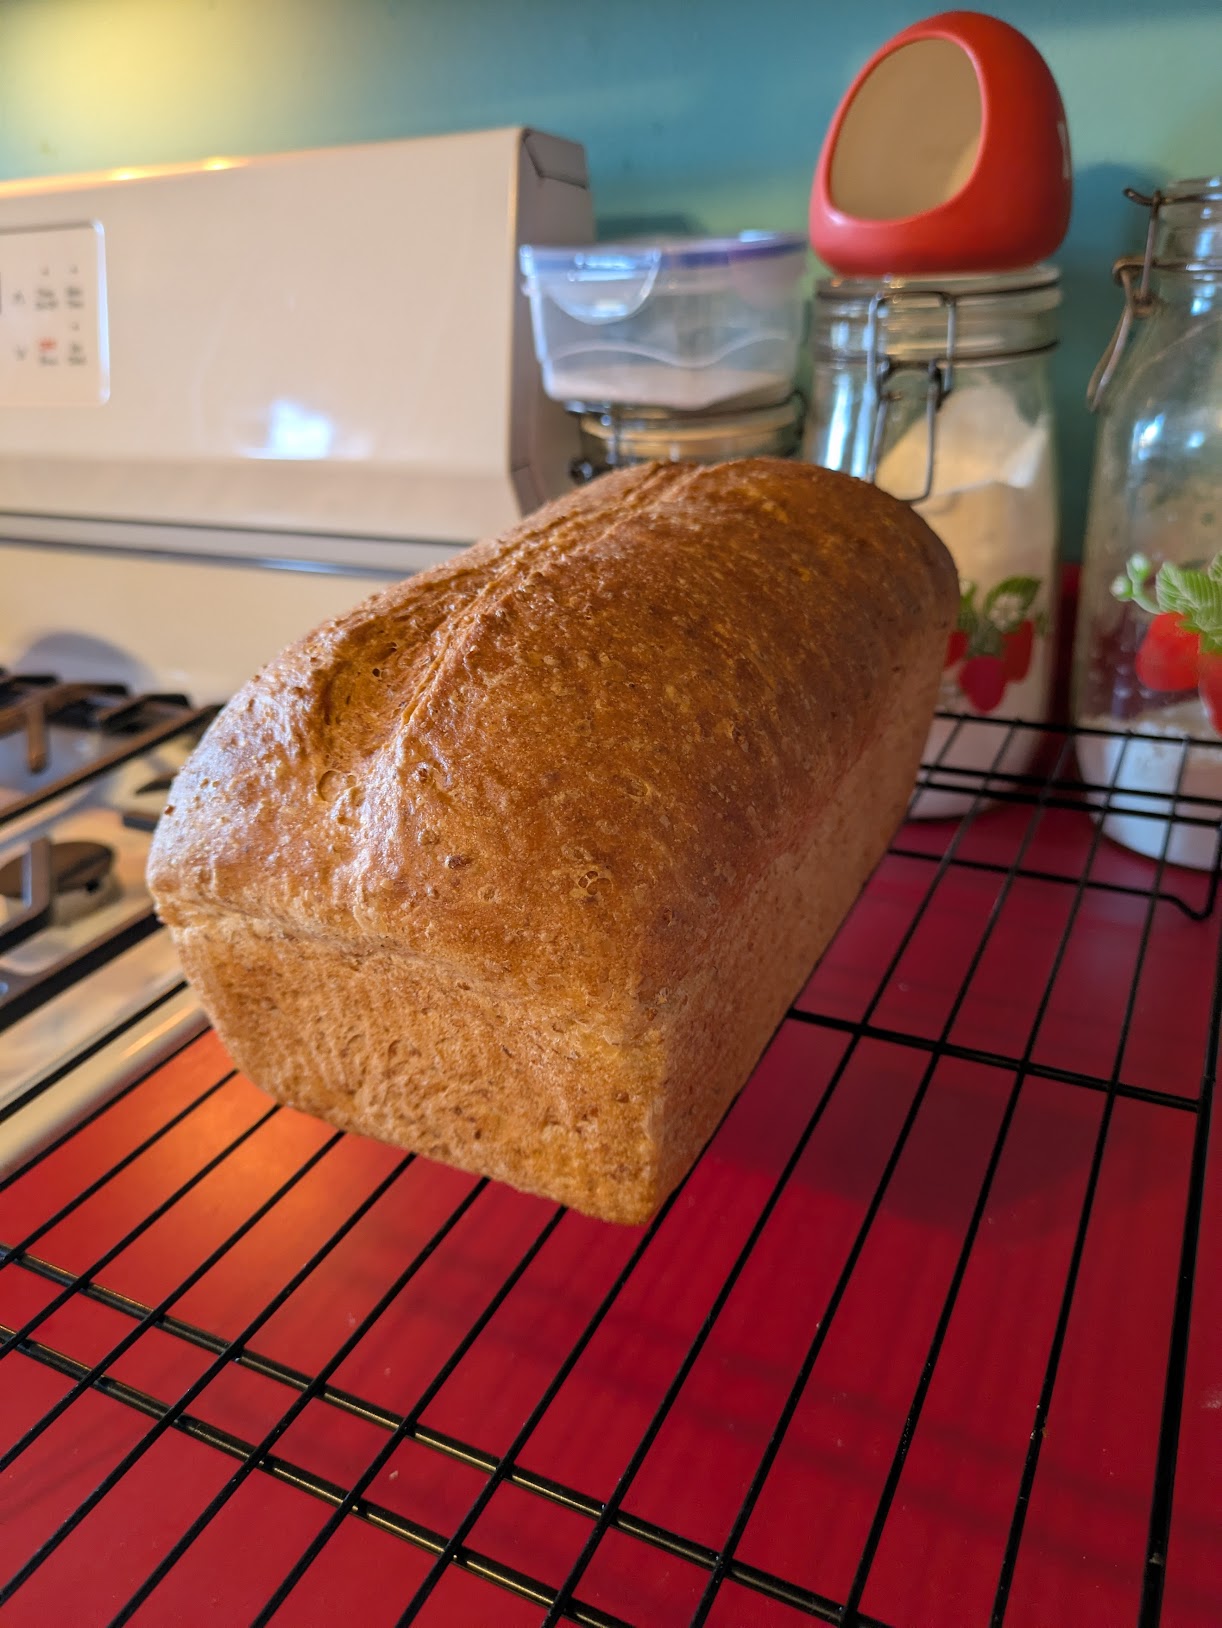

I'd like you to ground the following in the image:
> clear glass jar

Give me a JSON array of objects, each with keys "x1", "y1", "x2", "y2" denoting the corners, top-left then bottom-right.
[
  {"x1": 1073, "y1": 179, "x2": 1222, "y2": 870},
  {"x1": 570, "y1": 393, "x2": 804, "y2": 480},
  {"x1": 806, "y1": 268, "x2": 1061, "y2": 817}
]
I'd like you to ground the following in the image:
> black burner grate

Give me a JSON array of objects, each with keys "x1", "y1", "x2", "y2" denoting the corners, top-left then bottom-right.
[
  {"x1": 0, "y1": 715, "x2": 1218, "y2": 1627},
  {"x1": 0, "y1": 683, "x2": 215, "y2": 1029},
  {"x1": 0, "y1": 670, "x2": 215, "y2": 822}
]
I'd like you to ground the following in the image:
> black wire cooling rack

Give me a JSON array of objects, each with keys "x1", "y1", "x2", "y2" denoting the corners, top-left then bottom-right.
[{"x1": 0, "y1": 715, "x2": 1219, "y2": 1627}]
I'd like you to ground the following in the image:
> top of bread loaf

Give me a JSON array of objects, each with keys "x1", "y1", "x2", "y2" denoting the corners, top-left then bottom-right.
[{"x1": 148, "y1": 460, "x2": 955, "y2": 1029}]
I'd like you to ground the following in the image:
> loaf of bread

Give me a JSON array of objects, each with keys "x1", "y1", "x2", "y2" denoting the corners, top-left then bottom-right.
[{"x1": 148, "y1": 460, "x2": 956, "y2": 1223}]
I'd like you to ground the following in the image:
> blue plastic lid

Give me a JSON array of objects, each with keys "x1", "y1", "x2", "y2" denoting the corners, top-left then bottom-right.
[{"x1": 520, "y1": 231, "x2": 806, "y2": 280}]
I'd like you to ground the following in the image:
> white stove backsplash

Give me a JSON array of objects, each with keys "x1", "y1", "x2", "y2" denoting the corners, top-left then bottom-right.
[{"x1": 0, "y1": 542, "x2": 410, "y2": 702}]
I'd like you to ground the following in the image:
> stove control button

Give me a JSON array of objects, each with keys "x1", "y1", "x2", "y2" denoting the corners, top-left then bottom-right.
[{"x1": 0, "y1": 222, "x2": 107, "y2": 405}]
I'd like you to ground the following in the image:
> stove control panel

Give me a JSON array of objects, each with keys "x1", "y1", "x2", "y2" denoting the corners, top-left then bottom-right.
[{"x1": 0, "y1": 222, "x2": 108, "y2": 406}]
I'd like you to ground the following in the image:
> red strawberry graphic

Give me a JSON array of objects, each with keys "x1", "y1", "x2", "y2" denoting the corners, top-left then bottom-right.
[
  {"x1": 944, "y1": 629, "x2": 968, "y2": 669},
  {"x1": 1135, "y1": 611, "x2": 1200, "y2": 691},
  {"x1": 1112, "y1": 553, "x2": 1222, "y2": 731},
  {"x1": 958, "y1": 656, "x2": 1007, "y2": 714},
  {"x1": 1002, "y1": 619, "x2": 1034, "y2": 681},
  {"x1": 1199, "y1": 650, "x2": 1222, "y2": 733}
]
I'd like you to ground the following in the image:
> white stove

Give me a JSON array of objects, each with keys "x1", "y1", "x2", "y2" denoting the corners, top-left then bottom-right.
[{"x1": 0, "y1": 127, "x2": 592, "y2": 1169}]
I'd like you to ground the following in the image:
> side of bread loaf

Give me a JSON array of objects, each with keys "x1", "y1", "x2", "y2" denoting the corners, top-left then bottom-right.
[{"x1": 148, "y1": 459, "x2": 956, "y2": 1223}]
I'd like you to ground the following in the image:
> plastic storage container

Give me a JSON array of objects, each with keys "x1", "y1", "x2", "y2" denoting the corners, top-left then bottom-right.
[
  {"x1": 1073, "y1": 178, "x2": 1222, "y2": 870},
  {"x1": 520, "y1": 234, "x2": 808, "y2": 412},
  {"x1": 805, "y1": 266, "x2": 1061, "y2": 818}
]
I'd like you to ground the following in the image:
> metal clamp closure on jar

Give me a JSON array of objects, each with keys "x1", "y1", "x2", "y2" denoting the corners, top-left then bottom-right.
[
  {"x1": 809, "y1": 266, "x2": 1061, "y2": 504},
  {"x1": 864, "y1": 288, "x2": 959, "y2": 503},
  {"x1": 1089, "y1": 184, "x2": 1222, "y2": 410}
]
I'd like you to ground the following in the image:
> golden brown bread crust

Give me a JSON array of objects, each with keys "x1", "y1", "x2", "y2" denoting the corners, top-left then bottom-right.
[{"x1": 148, "y1": 459, "x2": 956, "y2": 1222}]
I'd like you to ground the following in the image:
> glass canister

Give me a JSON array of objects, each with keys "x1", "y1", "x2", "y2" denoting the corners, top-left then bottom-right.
[
  {"x1": 570, "y1": 394, "x2": 805, "y2": 480},
  {"x1": 806, "y1": 268, "x2": 1062, "y2": 817},
  {"x1": 1073, "y1": 179, "x2": 1222, "y2": 870}
]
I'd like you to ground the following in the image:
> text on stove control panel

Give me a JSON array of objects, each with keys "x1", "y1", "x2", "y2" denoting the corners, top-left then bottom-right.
[{"x1": 0, "y1": 222, "x2": 108, "y2": 405}]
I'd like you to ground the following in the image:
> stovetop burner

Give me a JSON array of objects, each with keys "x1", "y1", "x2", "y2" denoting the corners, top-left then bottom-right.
[
  {"x1": 0, "y1": 675, "x2": 127, "y2": 774},
  {"x1": 0, "y1": 838, "x2": 121, "y2": 927},
  {"x1": 0, "y1": 668, "x2": 213, "y2": 820},
  {"x1": 0, "y1": 674, "x2": 212, "y2": 1045}
]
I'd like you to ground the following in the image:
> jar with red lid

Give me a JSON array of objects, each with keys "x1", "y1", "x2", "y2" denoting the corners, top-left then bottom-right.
[{"x1": 806, "y1": 265, "x2": 1062, "y2": 817}]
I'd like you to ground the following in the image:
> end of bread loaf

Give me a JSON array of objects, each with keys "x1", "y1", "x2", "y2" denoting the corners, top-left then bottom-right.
[{"x1": 149, "y1": 459, "x2": 956, "y2": 1224}]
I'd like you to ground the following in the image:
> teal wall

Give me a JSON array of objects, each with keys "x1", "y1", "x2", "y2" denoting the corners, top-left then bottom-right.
[{"x1": 0, "y1": 0, "x2": 1218, "y2": 555}]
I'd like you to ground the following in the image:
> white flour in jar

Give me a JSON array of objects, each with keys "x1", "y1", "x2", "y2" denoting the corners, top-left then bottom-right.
[
  {"x1": 544, "y1": 362, "x2": 791, "y2": 411},
  {"x1": 875, "y1": 380, "x2": 1057, "y2": 820},
  {"x1": 1075, "y1": 699, "x2": 1222, "y2": 871}
]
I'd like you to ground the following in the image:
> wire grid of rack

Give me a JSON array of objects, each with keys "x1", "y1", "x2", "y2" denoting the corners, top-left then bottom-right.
[{"x1": 0, "y1": 715, "x2": 1219, "y2": 1627}]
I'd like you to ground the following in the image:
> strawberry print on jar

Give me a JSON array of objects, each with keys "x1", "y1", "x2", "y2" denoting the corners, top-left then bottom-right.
[{"x1": 944, "y1": 574, "x2": 1049, "y2": 716}]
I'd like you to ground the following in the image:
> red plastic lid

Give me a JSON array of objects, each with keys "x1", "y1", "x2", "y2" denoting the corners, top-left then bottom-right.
[{"x1": 810, "y1": 11, "x2": 1072, "y2": 276}]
